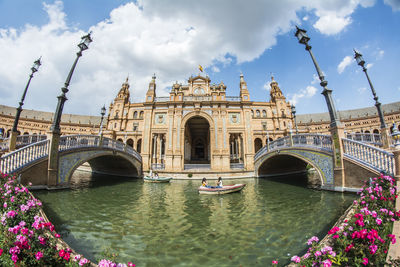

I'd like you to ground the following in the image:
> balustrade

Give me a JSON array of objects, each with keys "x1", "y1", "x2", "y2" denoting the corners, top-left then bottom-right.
[
  {"x1": 0, "y1": 139, "x2": 49, "y2": 174},
  {"x1": 345, "y1": 132, "x2": 382, "y2": 147},
  {"x1": 342, "y1": 138, "x2": 394, "y2": 176}
]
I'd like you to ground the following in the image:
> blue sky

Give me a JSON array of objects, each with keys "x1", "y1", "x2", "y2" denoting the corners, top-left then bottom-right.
[{"x1": 0, "y1": 0, "x2": 399, "y2": 116}]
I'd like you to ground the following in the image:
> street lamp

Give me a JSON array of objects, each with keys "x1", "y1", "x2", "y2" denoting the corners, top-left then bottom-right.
[
  {"x1": 50, "y1": 32, "x2": 93, "y2": 134},
  {"x1": 99, "y1": 105, "x2": 106, "y2": 135},
  {"x1": 47, "y1": 32, "x2": 92, "y2": 187},
  {"x1": 12, "y1": 57, "x2": 42, "y2": 133},
  {"x1": 9, "y1": 57, "x2": 41, "y2": 151},
  {"x1": 294, "y1": 26, "x2": 341, "y2": 128},
  {"x1": 291, "y1": 104, "x2": 298, "y2": 134},
  {"x1": 354, "y1": 49, "x2": 387, "y2": 131}
]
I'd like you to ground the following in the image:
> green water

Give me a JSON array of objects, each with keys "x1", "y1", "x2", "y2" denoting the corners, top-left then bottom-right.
[{"x1": 34, "y1": 174, "x2": 355, "y2": 266}]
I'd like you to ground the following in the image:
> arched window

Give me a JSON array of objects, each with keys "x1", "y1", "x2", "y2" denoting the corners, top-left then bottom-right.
[
  {"x1": 127, "y1": 139, "x2": 134, "y2": 147},
  {"x1": 139, "y1": 111, "x2": 144, "y2": 119},
  {"x1": 262, "y1": 110, "x2": 267, "y2": 117},
  {"x1": 256, "y1": 110, "x2": 260, "y2": 117},
  {"x1": 254, "y1": 138, "x2": 262, "y2": 153},
  {"x1": 137, "y1": 139, "x2": 142, "y2": 153},
  {"x1": 133, "y1": 111, "x2": 138, "y2": 119}
]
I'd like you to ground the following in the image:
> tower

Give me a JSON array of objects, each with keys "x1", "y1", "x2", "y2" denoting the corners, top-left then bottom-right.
[
  {"x1": 239, "y1": 73, "x2": 250, "y2": 101},
  {"x1": 146, "y1": 74, "x2": 157, "y2": 102}
]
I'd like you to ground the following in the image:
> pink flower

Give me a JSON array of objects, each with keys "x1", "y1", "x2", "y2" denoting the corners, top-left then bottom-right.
[
  {"x1": 322, "y1": 259, "x2": 332, "y2": 267},
  {"x1": 35, "y1": 251, "x2": 43, "y2": 260},
  {"x1": 272, "y1": 260, "x2": 278, "y2": 265},
  {"x1": 362, "y1": 258, "x2": 368, "y2": 265},
  {"x1": 79, "y1": 258, "x2": 90, "y2": 266},
  {"x1": 369, "y1": 244, "x2": 378, "y2": 254},
  {"x1": 0, "y1": 248, "x2": 3, "y2": 256},
  {"x1": 127, "y1": 263, "x2": 135, "y2": 267},
  {"x1": 314, "y1": 250, "x2": 322, "y2": 257},
  {"x1": 307, "y1": 236, "x2": 319, "y2": 245},
  {"x1": 291, "y1": 256, "x2": 301, "y2": 263},
  {"x1": 376, "y1": 218, "x2": 382, "y2": 225}
]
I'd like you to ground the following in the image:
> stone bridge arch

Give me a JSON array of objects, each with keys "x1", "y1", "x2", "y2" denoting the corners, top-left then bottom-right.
[
  {"x1": 58, "y1": 148, "x2": 142, "y2": 185},
  {"x1": 255, "y1": 148, "x2": 334, "y2": 189}
]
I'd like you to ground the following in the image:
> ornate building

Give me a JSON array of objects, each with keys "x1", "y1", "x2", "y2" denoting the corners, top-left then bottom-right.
[
  {"x1": 1, "y1": 73, "x2": 399, "y2": 177},
  {"x1": 103, "y1": 74, "x2": 293, "y2": 174}
]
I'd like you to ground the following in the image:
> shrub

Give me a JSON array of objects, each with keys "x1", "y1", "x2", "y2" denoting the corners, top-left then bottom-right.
[{"x1": 0, "y1": 172, "x2": 135, "y2": 267}]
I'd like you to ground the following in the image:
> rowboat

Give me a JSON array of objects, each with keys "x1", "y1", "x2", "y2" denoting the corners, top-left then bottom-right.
[
  {"x1": 143, "y1": 176, "x2": 172, "y2": 183},
  {"x1": 198, "y1": 184, "x2": 246, "y2": 195}
]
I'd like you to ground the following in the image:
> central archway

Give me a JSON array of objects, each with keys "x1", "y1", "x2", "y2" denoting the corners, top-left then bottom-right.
[{"x1": 184, "y1": 116, "x2": 210, "y2": 166}]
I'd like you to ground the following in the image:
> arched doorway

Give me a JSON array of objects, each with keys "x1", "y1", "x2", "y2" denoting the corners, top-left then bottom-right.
[
  {"x1": 136, "y1": 139, "x2": 142, "y2": 153},
  {"x1": 184, "y1": 116, "x2": 210, "y2": 166},
  {"x1": 127, "y1": 139, "x2": 134, "y2": 148},
  {"x1": 254, "y1": 138, "x2": 262, "y2": 153}
]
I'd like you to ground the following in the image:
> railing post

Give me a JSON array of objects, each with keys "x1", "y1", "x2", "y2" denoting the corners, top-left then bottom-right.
[
  {"x1": 8, "y1": 131, "x2": 18, "y2": 151},
  {"x1": 392, "y1": 124, "x2": 400, "y2": 181},
  {"x1": 331, "y1": 125, "x2": 346, "y2": 190},
  {"x1": 288, "y1": 130, "x2": 294, "y2": 147},
  {"x1": 47, "y1": 132, "x2": 60, "y2": 187}
]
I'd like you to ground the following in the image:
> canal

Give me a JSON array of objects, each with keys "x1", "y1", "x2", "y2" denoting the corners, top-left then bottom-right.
[{"x1": 34, "y1": 173, "x2": 355, "y2": 266}]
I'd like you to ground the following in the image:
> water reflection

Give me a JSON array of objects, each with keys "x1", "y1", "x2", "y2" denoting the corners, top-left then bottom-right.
[{"x1": 34, "y1": 172, "x2": 354, "y2": 266}]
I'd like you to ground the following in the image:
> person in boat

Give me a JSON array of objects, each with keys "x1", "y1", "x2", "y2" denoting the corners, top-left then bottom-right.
[
  {"x1": 216, "y1": 177, "x2": 223, "y2": 188},
  {"x1": 201, "y1": 177, "x2": 208, "y2": 187},
  {"x1": 154, "y1": 172, "x2": 159, "y2": 179}
]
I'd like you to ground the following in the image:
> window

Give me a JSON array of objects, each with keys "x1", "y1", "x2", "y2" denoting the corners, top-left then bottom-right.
[
  {"x1": 256, "y1": 110, "x2": 260, "y2": 117},
  {"x1": 139, "y1": 111, "x2": 144, "y2": 119},
  {"x1": 262, "y1": 110, "x2": 267, "y2": 117},
  {"x1": 133, "y1": 111, "x2": 138, "y2": 119}
]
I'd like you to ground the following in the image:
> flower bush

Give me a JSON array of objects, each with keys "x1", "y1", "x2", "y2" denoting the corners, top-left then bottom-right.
[
  {"x1": 0, "y1": 172, "x2": 135, "y2": 267},
  {"x1": 291, "y1": 174, "x2": 399, "y2": 266}
]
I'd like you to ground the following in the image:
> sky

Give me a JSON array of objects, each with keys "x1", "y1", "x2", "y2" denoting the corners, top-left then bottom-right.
[{"x1": 0, "y1": 0, "x2": 399, "y2": 116}]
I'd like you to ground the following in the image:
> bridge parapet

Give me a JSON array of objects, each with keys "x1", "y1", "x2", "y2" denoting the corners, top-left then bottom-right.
[
  {"x1": 0, "y1": 135, "x2": 142, "y2": 176},
  {"x1": 255, "y1": 134, "x2": 332, "y2": 161},
  {"x1": 342, "y1": 138, "x2": 394, "y2": 176},
  {"x1": 0, "y1": 139, "x2": 50, "y2": 174},
  {"x1": 0, "y1": 134, "x2": 47, "y2": 152}
]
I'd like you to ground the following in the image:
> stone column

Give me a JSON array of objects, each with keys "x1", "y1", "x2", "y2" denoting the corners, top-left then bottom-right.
[
  {"x1": 47, "y1": 132, "x2": 60, "y2": 187},
  {"x1": 238, "y1": 134, "x2": 242, "y2": 163},
  {"x1": 393, "y1": 148, "x2": 400, "y2": 182},
  {"x1": 381, "y1": 127, "x2": 390, "y2": 149},
  {"x1": 331, "y1": 125, "x2": 346, "y2": 190},
  {"x1": 8, "y1": 131, "x2": 18, "y2": 151}
]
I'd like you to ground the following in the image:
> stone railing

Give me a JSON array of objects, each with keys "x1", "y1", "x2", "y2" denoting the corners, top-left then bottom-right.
[
  {"x1": 59, "y1": 135, "x2": 100, "y2": 151},
  {"x1": 0, "y1": 138, "x2": 9, "y2": 151},
  {"x1": 0, "y1": 139, "x2": 50, "y2": 174},
  {"x1": 183, "y1": 96, "x2": 212, "y2": 102},
  {"x1": 345, "y1": 132, "x2": 382, "y2": 147},
  {"x1": 0, "y1": 135, "x2": 142, "y2": 174},
  {"x1": 226, "y1": 96, "x2": 241, "y2": 102},
  {"x1": 342, "y1": 138, "x2": 394, "y2": 176},
  {"x1": 254, "y1": 134, "x2": 333, "y2": 161},
  {"x1": 154, "y1": 97, "x2": 170, "y2": 102}
]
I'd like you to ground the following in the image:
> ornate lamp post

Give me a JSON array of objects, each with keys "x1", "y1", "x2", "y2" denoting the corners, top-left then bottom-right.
[
  {"x1": 354, "y1": 49, "x2": 390, "y2": 148},
  {"x1": 9, "y1": 58, "x2": 42, "y2": 151},
  {"x1": 294, "y1": 26, "x2": 341, "y2": 128},
  {"x1": 47, "y1": 32, "x2": 92, "y2": 187},
  {"x1": 295, "y1": 26, "x2": 345, "y2": 186},
  {"x1": 291, "y1": 104, "x2": 298, "y2": 134},
  {"x1": 50, "y1": 32, "x2": 93, "y2": 134},
  {"x1": 99, "y1": 105, "x2": 106, "y2": 135}
]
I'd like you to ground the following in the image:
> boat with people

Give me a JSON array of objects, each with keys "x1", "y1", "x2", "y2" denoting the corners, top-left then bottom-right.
[
  {"x1": 143, "y1": 176, "x2": 172, "y2": 183},
  {"x1": 198, "y1": 183, "x2": 246, "y2": 195}
]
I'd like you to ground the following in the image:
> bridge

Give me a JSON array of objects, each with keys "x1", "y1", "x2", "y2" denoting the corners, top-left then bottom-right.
[
  {"x1": 254, "y1": 133, "x2": 399, "y2": 191},
  {"x1": 0, "y1": 135, "x2": 142, "y2": 188}
]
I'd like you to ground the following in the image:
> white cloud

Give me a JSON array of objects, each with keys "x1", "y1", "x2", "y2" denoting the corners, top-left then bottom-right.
[
  {"x1": 366, "y1": 63, "x2": 373, "y2": 69},
  {"x1": 311, "y1": 74, "x2": 320, "y2": 85},
  {"x1": 337, "y1": 55, "x2": 353, "y2": 74},
  {"x1": 0, "y1": 0, "x2": 379, "y2": 115},
  {"x1": 377, "y1": 49, "x2": 385, "y2": 59},
  {"x1": 289, "y1": 85, "x2": 317, "y2": 105},
  {"x1": 303, "y1": 15, "x2": 309, "y2": 21},
  {"x1": 384, "y1": 0, "x2": 400, "y2": 11},
  {"x1": 358, "y1": 87, "x2": 367, "y2": 93},
  {"x1": 211, "y1": 66, "x2": 220, "y2": 73}
]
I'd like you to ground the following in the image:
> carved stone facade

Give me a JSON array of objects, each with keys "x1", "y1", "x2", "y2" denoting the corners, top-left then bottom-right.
[{"x1": 104, "y1": 74, "x2": 293, "y2": 173}]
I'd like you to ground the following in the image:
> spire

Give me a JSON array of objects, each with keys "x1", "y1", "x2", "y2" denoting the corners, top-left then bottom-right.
[
  {"x1": 239, "y1": 72, "x2": 250, "y2": 101},
  {"x1": 269, "y1": 75, "x2": 285, "y2": 102},
  {"x1": 146, "y1": 73, "x2": 157, "y2": 102}
]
